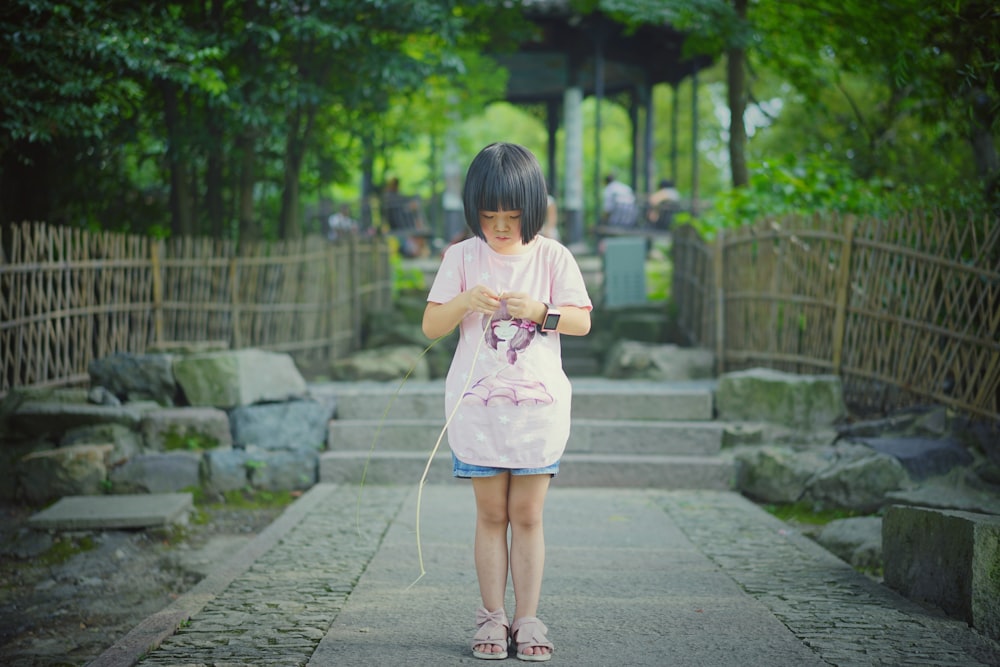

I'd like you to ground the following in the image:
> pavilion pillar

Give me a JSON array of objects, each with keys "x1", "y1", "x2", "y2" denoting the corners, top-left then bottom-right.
[
  {"x1": 642, "y1": 81, "x2": 655, "y2": 195},
  {"x1": 442, "y1": 97, "x2": 465, "y2": 241},
  {"x1": 563, "y1": 83, "x2": 584, "y2": 246},
  {"x1": 670, "y1": 84, "x2": 679, "y2": 181},
  {"x1": 690, "y1": 70, "x2": 700, "y2": 215},
  {"x1": 546, "y1": 99, "x2": 560, "y2": 196},
  {"x1": 629, "y1": 90, "x2": 640, "y2": 193}
]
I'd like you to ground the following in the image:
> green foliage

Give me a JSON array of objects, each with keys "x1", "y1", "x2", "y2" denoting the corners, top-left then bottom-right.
[
  {"x1": 684, "y1": 152, "x2": 986, "y2": 238},
  {"x1": 218, "y1": 488, "x2": 295, "y2": 510},
  {"x1": 162, "y1": 429, "x2": 220, "y2": 452},
  {"x1": 763, "y1": 501, "x2": 866, "y2": 526},
  {"x1": 388, "y1": 239, "x2": 427, "y2": 296},
  {"x1": 38, "y1": 534, "x2": 96, "y2": 567},
  {"x1": 645, "y1": 256, "x2": 672, "y2": 301}
]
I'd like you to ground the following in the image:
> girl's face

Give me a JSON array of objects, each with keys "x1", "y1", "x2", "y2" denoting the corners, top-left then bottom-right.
[{"x1": 479, "y1": 208, "x2": 528, "y2": 255}]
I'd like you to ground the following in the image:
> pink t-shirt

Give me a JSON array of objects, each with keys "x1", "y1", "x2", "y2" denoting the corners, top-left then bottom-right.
[{"x1": 427, "y1": 236, "x2": 593, "y2": 468}]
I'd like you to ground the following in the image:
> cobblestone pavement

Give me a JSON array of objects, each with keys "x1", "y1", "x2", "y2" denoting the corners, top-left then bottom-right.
[{"x1": 94, "y1": 483, "x2": 1000, "y2": 667}]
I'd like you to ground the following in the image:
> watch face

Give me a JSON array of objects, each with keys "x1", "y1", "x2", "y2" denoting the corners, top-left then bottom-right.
[{"x1": 543, "y1": 312, "x2": 560, "y2": 331}]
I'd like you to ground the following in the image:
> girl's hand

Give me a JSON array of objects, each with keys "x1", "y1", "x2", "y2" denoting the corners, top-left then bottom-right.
[
  {"x1": 500, "y1": 291, "x2": 545, "y2": 323},
  {"x1": 466, "y1": 285, "x2": 501, "y2": 315}
]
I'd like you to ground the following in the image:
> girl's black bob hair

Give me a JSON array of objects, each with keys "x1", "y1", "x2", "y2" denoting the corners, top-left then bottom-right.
[{"x1": 463, "y1": 142, "x2": 548, "y2": 244}]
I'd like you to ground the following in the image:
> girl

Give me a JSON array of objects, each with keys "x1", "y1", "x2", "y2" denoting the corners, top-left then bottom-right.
[{"x1": 423, "y1": 143, "x2": 592, "y2": 661}]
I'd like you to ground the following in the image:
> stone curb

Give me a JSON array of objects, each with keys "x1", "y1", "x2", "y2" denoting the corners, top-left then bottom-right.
[{"x1": 88, "y1": 484, "x2": 338, "y2": 667}]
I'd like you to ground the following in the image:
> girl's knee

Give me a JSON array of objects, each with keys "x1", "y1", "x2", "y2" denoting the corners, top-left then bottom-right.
[
  {"x1": 477, "y1": 504, "x2": 509, "y2": 527},
  {"x1": 507, "y1": 501, "x2": 544, "y2": 531}
]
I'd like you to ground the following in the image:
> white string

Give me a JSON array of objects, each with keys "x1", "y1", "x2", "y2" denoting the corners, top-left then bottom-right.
[
  {"x1": 355, "y1": 335, "x2": 444, "y2": 536},
  {"x1": 406, "y1": 316, "x2": 492, "y2": 589}
]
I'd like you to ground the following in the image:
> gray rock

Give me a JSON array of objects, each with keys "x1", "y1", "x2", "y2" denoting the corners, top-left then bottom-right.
[
  {"x1": 815, "y1": 516, "x2": 883, "y2": 570},
  {"x1": 735, "y1": 446, "x2": 830, "y2": 504},
  {"x1": 806, "y1": 452, "x2": 910, "y2": 512},
  {"x1": 87, "y1": 386, "x2": 121, "y2": 406},
  {"x1": 603, "y1": 341, "x2": 714, "y2": 380},
  {"x1": 883, "y1": 506, "x2": 1000, "y2": 642},
  {"x1": 363, "y1": 321, "x2": 454, "y2": 379},
  {"x1": 9, "y1": 402, "x2": 142, "y2": 437},
  {"x1": 16, "y1": 444, "x2": 112, "y2": 505},
  {"x1": 202, "y1": 448, "x2": 252, "y2": 493},
  {"x1": 245, "y1": 448, "x2": 318, "y2": 492},
  {"x1": 88, "y1": 353, "x2": 178, "y2": 405},
  {"x1": 330, "y1": 345, "x2": 430, "y2": 382},
  {"x1": 858, "y1": 436, "x2": 973, "y2": 481},
  {"x1": 61, "y1": 423, "x2": 144, "y2": 467},
  {"x1": 0, "y1": 440, "x2": 51, "y2": 502},
  {"x1": 173, "y1": 349, "x2": 307, "y2": 408},
  {"x1": 229, "y1": 399, "x2": 331, "y2": 451},
  {"x1": 141, "y1": 407, "x2": 232, "y2": 452},
  {"x1": 0, "y1": 527, "x2": 54, "y2": 558},
  {"x1": 108, "y1": 452, "x2": 201, "y2": 494},
  {"x1": 716, "y1": 367, "x2": 846, "y2": 429},
  {"x1": 722, "y1": 423, "x2": 764, "y2": 448}
]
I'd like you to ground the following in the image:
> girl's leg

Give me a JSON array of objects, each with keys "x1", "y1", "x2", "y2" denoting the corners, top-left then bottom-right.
[
  {"x1": 508, "y1": 473, "x2": 552, "y2": 658},
  {"x1": 471, "y1": 473, "x2": 512, "y2": 656}
]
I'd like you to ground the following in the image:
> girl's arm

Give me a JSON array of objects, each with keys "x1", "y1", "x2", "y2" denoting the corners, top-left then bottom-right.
[
  {"x1": 547, "y1": 305, "x2": 591, "y2": 336},
  {"x1": 422, "y1": 285, "x2": 501, "y2": 339},
  {"x1": 502, "y1": 292, "x2": 591, "y2": 336}
]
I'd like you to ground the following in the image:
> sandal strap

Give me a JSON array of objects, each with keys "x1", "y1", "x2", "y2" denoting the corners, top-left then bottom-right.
[
  {"x1": 511, "y1": 616, "x2": 554, "y2": 652},
  {"x1": 471, "y1": 607, "x2": 509, "y2": 649}
]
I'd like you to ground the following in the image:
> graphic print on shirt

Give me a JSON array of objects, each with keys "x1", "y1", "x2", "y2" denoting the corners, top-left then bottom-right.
[{"x1": 462, "y1": 299, "x2": 554, "y2": 407}]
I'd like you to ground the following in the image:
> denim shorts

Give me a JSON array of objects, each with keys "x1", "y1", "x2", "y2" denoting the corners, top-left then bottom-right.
[{"x1": 452, "y1": 453, "x2": 560, "y2": 479}]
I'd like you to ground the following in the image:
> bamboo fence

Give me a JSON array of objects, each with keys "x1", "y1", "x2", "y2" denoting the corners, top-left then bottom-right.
[
  {"x1": 672, "y1": 210, "x2": 1000, "y2": 423},
  {"x1": 0, "y1": 222, "x2": 392, "y2": 397}
]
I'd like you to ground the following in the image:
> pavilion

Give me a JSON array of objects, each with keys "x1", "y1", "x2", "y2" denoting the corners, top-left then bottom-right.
[{"x1": 445, "y1": 1, "x2": 714, "y2": 245}]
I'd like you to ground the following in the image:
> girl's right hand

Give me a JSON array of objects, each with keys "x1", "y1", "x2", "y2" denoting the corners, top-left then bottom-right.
[{"x1": 466, "y1": 285, "x2": 501, "y2": 315}]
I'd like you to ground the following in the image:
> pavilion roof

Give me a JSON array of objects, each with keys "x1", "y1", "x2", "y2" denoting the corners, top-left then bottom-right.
[{"x1": 497, "y1": 2, "x2": 713, "y2": 103}]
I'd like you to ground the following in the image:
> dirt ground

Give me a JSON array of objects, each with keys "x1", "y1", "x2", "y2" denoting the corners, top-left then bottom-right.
[{"x1": 0, "y1": 499, "x2": 286, "y2": 667}]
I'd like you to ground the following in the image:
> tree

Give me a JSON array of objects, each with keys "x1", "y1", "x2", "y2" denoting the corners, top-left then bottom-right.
[
  {"x1": 750, "y1": 0, "x2": 999, "y2": 207},
  {"x1": 0, "y1": 0, "x2": 529, "y2": 238}
]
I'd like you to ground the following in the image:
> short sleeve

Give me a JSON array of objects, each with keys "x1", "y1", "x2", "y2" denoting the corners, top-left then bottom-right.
[
  {"x1": 427, "y1": 242, "x2": 466, "y2": 304},
  {"x1": 550, "y1": 245, "x2": 593, "y2": 311}
]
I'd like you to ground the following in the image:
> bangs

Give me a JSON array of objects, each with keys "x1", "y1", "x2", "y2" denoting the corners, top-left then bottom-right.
[
  {"x1": 463, "y1": 143, "x2": 548, "y2": 243},
  {"x1": 473, "y1": 167, "x2": 533, "y2": 213}
]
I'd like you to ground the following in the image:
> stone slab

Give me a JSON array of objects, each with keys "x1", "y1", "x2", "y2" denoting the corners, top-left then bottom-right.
[
  {"x1": 883, "y1": 504, "x2": 1000, "y2": 641},
  {"x1": 27, "y1": 493, "x2": 194, "y2": 530}
]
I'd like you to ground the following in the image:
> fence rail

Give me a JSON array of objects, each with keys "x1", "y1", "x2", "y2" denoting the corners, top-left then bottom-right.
[
  {"x1": 0, "y1": 222, "x2": 392, "y2": 397},
  {"x1": 672, "y1": 210, "x2": 1000, "y2": 423}
]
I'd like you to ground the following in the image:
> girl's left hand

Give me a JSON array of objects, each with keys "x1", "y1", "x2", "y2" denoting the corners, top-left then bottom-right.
[{"x1": 500, "y1": 291, "x2": 545, "y2": 323}]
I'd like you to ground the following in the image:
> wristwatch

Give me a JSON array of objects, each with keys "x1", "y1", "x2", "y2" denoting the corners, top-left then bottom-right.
[{"x1": 539, "y1": 304, "x2": 561, "y2": 333}]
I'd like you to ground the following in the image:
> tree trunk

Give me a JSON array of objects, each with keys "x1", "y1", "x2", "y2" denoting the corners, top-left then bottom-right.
[
  {"x1": 727, "y1": 0, "x2": 749, "y2": 188},
  {"x1": 278, "y1": 106, "x2": 314, "y2": 239},
  {"x1": 160, "y1": 80, "x2": 194, "y2": 237},
  {"x1": 237, "y1": 131, "x2": 257, "y2": 243},
  {"x1": 969, "y1": 89, "x2": 999, "y2": 212}
]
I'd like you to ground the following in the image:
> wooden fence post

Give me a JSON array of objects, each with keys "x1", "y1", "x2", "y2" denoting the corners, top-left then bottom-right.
[
  {"x1": 150, "y1": 240, "x2": 164, "y2": 348},
  {"x1": 714, "y1": 229, "x2": 725, "y2": 375},
  {"x1": 350, "y1": 235, "x2": 362, "y2": 350},
  {"x1": 831, "y1": 215, "x2": 855, "y2": 375},
  {"x1": 229, "y1": 256, "x2": 242, "y2": 349},
  {"x1": 325, "y1": 243, "x2": 337, "y2": 358}
]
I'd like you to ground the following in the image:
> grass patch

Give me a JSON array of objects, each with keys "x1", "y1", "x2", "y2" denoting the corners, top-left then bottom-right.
[
  {"x1": 215, "y1": 488, "x2": 296, "y2": 510},
  {"x1": 162, "y1": 428, "x2": 220, "y2": 452},
  {"x1": 763, "y1": 501, "x2": 867, "y2": 525},
  {"x1": 39, "y1": 535, "x2": 96, "y2": 567}
]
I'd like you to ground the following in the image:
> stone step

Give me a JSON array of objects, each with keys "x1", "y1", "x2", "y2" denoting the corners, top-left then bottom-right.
[
  {"x1": 314, "y1": 379, "x2": 715, "y2": 422},
  {"x1": 318, "y1": 450, "x2": 734, "y2": 490},
  {"x1": 327, "y1": 419, "x2": 723, "y2": 456}
]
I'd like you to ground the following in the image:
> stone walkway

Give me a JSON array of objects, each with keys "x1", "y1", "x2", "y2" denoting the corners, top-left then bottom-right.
[{"x1": 93, "y1": 482, "x2": 1000, "y2": 666}]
